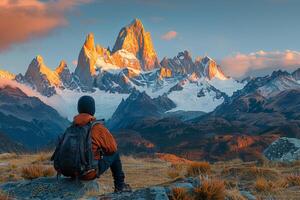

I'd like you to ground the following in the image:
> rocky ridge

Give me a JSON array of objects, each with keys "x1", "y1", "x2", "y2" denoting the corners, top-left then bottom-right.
[{"x1": 264, "y1": 137, "x2": 300, "y2": 162}]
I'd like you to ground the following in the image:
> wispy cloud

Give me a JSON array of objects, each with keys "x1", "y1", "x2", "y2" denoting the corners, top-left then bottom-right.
[
  {"x1": 0, "y1": 0, "x2": 92, "y2": 52},
  {"x1": 72, "y1": 60, "x2": 78, "y2": 66},
  {"x1": 161, "y1": 31, "x2": 177, "y2": 41},
  {"x1": 221, "y1": 50, "x2": 300, "y2": 77}
]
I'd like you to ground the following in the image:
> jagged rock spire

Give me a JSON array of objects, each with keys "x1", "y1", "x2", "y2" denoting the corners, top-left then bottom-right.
[{"x1": 112, "y1": 18, "x2": 160, "y2": 71}]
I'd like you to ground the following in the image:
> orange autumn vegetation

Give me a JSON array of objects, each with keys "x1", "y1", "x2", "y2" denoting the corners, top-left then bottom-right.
[
  {"x1": 193, "y1": 179, "x2": 225, "y2": 200},
  {"x1": 21, "y1": 165, "x2": 55, "y2": 180},
  {"x1": 186, "y1": 162, "x2": 211, "y2": 177}
]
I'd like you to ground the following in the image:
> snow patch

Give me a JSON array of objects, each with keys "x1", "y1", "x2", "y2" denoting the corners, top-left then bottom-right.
[
  {"x1": 116, "y1": 49, "x2": 137, "y2": 60},
  {"x1": 209, "y1": 77, "x2": 245, "y2": 96},
  {"x1": 167, "y1": 81, "x2": 224, "y2": 113},
  {"x1": 54, "y1": 89, "x2": 128, "y2": 120}
]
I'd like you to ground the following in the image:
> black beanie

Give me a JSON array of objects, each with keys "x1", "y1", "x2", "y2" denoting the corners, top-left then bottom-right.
[{"x1": 77, "y1": 95, "x2": 95, "y2": 116}]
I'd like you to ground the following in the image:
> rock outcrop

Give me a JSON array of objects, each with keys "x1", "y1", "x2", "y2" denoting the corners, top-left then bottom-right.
[
  {"x1": 55, "y1": 60, "x2": 78, "y2": 90},
  {"x1": 112, "y1": 18, "x2": 160, "y2": 71},
  {"x1": 264, "y1": 137, "x2": 300, "y2": 162},
  {"x1": 0, "y1": 177, "x2": 99, "y2": 200},
  {"x1": 161, "y1": 51, "x2": 195, "y2": 75}
]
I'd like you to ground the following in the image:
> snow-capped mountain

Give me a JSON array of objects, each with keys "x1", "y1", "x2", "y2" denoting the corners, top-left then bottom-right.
[
  {"x1": 232, "y1": 70, "x2": 300, "y2": 99},
  {"x1": 1, "y1": 18, "x2": 245, "y2": 120}
]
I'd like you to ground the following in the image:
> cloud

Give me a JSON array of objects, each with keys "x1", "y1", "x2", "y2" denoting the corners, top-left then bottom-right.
[
  {"x1": 0, "y1": 0, "x2": 92, "y2": 52},
  {"x1": 221, "y1": 50, "x2": 300, "y2": 77},
  {"x1": 72, "y1": 60, "x2": 78, "y2": 66},
  {"x1": 161, "y1": 31, "x2": 177, "y2": 40}
]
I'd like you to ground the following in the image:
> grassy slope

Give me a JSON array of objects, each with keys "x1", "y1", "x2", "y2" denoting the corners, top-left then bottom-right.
[{"x1": 0, "y1": 152, "x2": 299, "y2": 199}]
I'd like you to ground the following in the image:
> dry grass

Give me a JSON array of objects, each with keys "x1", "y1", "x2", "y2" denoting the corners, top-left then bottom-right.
[
  {"x1": 225, "y1": 189, "x2": 246, "y2": 200},
  {"x1": 21, "y1": 165, "x2": 55, "y2": 180},
  {"x1": 255, "y1": 178, "x2": 288, "y2": 193},
  {"x1": 193, "y1": 179, "x2": 225, "y2": 200},
  {"x1": 186, "y1": 162, "x2": 211, "y2": 177},
  {"x1": 97, "y1": 155, "x2": 172, "y2": 194},
  {"x1": 0, "y1": 190, "x2": 10, "y2": 200},
  {"x1": 168, "y1": 163, "x2": 186, "y2": 179},
  {"x1": 222, "y1": 166, "x2": 280, "y2": 181},
  {"x1": 32, "y1": 152, "x2": 52, "y2": 164},
  {"x1": 168, "y1": 170, "x2": 181, "y2": 179},
  {"x1": 0, "y1": 153, "x2": 18, "y2": 160},
  {"x1": 285, "y1": 174, "x2": 300, "y2": 186},
  {"x1": 171, "y1": 188, "x2": 191, "y2": 200},
  {"x1": 1, "y1": 152, "x2": 300, "y2": 199}
]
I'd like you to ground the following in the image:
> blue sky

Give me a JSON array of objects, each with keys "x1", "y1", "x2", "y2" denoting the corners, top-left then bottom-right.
[{"x1": 1, "y1": 0, "x2": 300, "y2": 77}]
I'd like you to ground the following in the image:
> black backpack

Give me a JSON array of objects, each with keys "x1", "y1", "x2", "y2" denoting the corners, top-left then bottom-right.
[{"x1": 51, "y1": 120, "x2": 102, "y2": 178}]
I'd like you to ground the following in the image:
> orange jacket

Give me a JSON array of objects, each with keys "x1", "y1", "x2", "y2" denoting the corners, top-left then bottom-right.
[{"x1": 73, "y1": 113, "x2": 118, "y2": 160}]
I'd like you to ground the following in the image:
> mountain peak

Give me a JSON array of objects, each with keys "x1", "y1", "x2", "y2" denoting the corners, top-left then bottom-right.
[
  {"x1": 129, "y1": 18, "x2": 144, "y2": 29},
  {"x1": 23, "y1": 56, "x2": 61, "y2": 96},
  {"x1": 84, "y1": 33, "x2": 95, "y2": 51},
  {"x1": 36, "y1": 55, "x2": 44, "y2": 64},
  {"x1": 55, "y1": 60, "x2": 67, "y2": 75},
  {"x1": 201, "y1": 56, "x2": 228, "y2": 80},
  {"x1": 112, "y1": 19, "x2": 160, "y2": 71}
]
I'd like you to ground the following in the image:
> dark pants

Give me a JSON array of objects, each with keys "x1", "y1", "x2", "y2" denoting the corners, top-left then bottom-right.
[{"x1": 98, "y1": 152, "x2": 125, "y2": 190}]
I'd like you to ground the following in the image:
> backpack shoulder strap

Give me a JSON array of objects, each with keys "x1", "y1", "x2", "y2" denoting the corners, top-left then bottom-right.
[
  {"x1": 90, "y1": 119, "x2": 105, "y2": 128},
  {"x1": 85, "y1": 119, "x2": 105, "y2": 170}
]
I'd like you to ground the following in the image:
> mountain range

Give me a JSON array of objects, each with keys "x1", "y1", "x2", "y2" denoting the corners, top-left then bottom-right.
[{"x1": 0, "y1": 18, "x2": 299, "y2": 160}]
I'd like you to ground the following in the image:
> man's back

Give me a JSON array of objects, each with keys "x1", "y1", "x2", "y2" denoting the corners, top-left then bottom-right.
[{"x1": 73, "y1": 113, "x2": 118, "y2": 160}]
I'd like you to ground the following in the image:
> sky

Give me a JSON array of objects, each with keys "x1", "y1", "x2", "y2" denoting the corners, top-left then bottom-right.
[{"x1": 1, "y1": 0, "x2": 300, "y2": 78}]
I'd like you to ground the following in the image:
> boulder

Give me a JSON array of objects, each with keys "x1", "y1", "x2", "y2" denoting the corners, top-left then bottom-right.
[
  {"x1": 264, "y1": 137, "x2": 300, "y2": 162},
  {"x1": 0, "y1": 177, "x2": 99, "y2": 200},
  {"x1": 99, "y1": 186, "x2": 168, "y2": 200}
]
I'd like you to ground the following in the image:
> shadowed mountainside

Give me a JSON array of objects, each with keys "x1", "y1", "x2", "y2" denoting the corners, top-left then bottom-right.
[{"x1": 0, "y1": 85, "x2": 69, "y2": 149}]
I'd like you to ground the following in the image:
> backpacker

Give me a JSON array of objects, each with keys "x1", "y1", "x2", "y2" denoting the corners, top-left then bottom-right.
[{"x1": 51, "y1": 121, "x2": 102, "y2": 178}]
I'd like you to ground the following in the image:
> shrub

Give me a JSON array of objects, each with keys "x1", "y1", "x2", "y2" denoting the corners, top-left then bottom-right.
[
  {"x1": 285, "y1": 174, "x2": 300, "y2": 186},
  {"x1": 171, "y1": 188, "x2": 191, "y2": 200},
  {"x1": 255, "y1": 178, "x2": 287, "y2": 193},
  {"x1": 186, "y1": 162, "x2": 211, "y2": 177},
  {"x1": 21, "y1": 165, "x2": 55, "y2": 180},
  {"x1": 255, "y1": 178, "x2": 271, "y2": 192},
  {"x1": 193, "y1": 179, "x2": 225, "y2": 200}
]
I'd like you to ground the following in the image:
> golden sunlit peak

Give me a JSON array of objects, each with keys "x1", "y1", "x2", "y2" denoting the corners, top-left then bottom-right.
[
  {"x1": 35, "y1": 55, "x2": 44, "y2": 64},
  {"x1": 129, "y1": 18, "x2": 143, "y2": 28},
  {"x1": 56, "y1": 60, "x2": 67, "y2": 74},
  {"x1": 84, "y1": 32, "x2": 95, "y2": 50}
]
